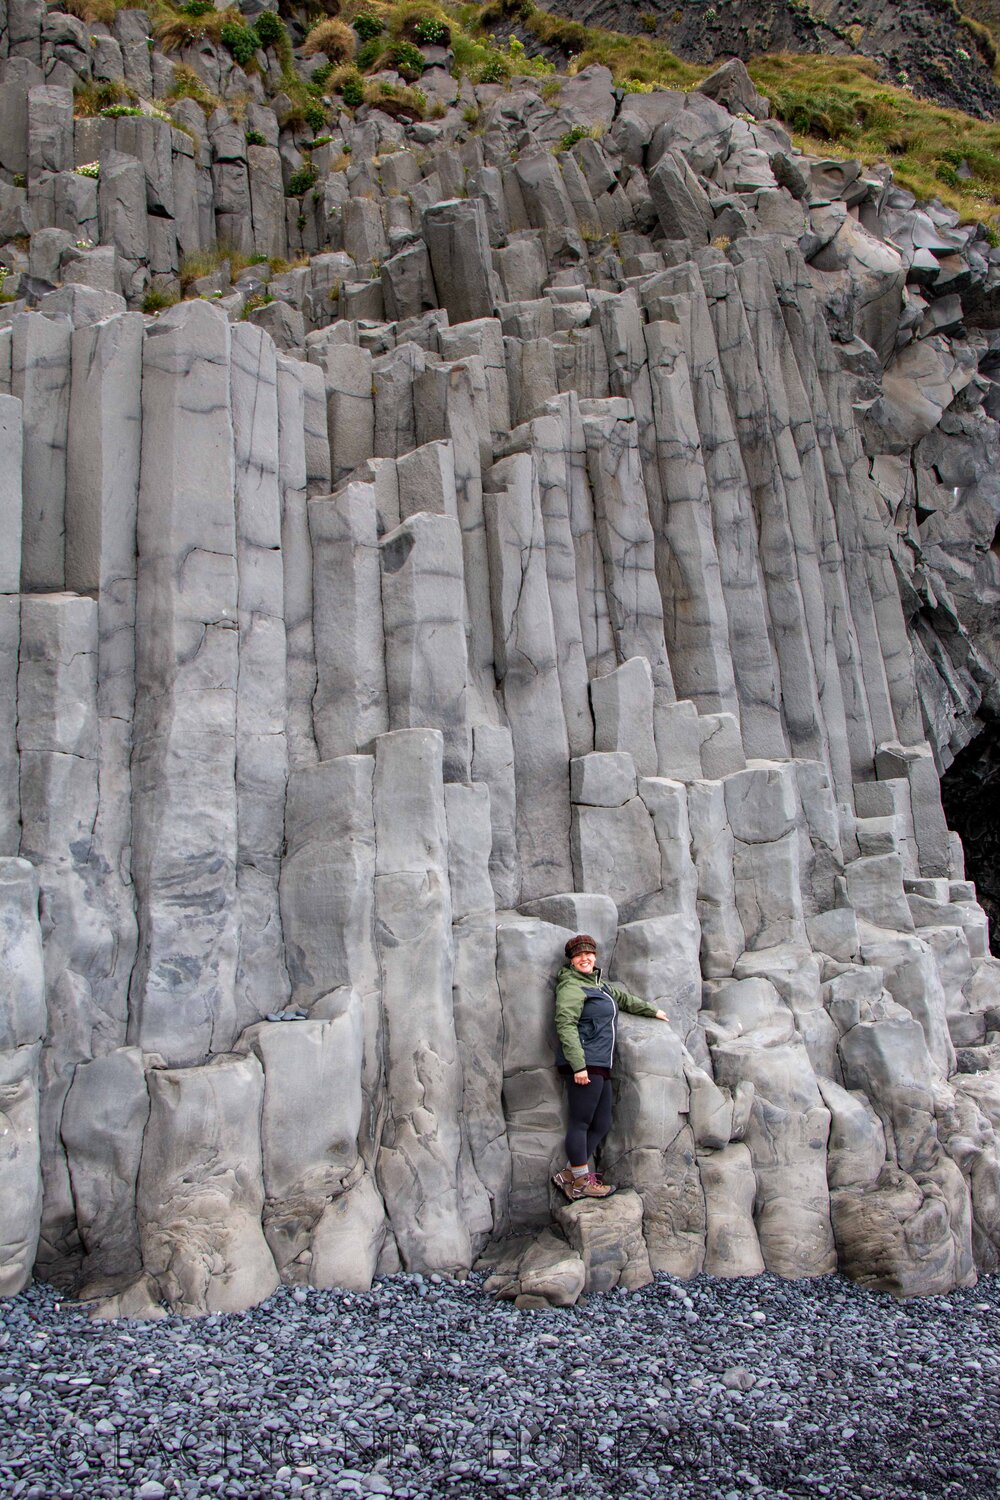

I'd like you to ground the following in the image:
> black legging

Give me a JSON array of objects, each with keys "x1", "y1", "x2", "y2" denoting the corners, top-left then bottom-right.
[{"x1": 565, "y1": 1074, "x2": 614, "y2": 1165}]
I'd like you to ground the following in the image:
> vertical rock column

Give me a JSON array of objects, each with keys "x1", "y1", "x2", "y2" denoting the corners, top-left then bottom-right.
[
  {"x1": 414, "y1": 355, "x2": 497, "y2": 724},
  {"x1": 0, "y1": 395, "x2": 22, "y2": 854},
  {"x1": 702, "y1": 260, "x2": 827, "y2": 766},
  {"x1": 808, "y1": 262, "x2": 924, "y2": 750},
  {"x1": 445, "y1": 781, "x2": 512, "y2": 1241},
  {"x1": 17, "y1": 592, "x2": 108, "y2": 1277},
  {"x1": 498, "y1": 413, "x2": 593, "y2": 758},
  {"x1": 308, "y1": 479, "x2": 388, "y2": 760},
  {"x1": 733, "y1": 248, "x2": 853, "y2": 796},
  {"x1": 421, "y1": 198, "x2": 501, "y2": 325},
  {"x1": 278, "y1": 756, "x2": 383, "y2": 1166},
  {"x1": 558, "y1": 392, "x2": 617, "y2": 682},
  {"x1": 372, "y1": 729, "x2": 472, "y2": 1273},
  {"x1": 380, "y1": 511, "x2": 471, "y2": 782},
  {"x1": 276, "y1": 355, "x2": 318, "y2": 769},
  {"x1": 0, "y1": 859, "x2": 45, "y2": 1297},
  {"x1": 644, "y1": 266, "x2": 785, "y2": 760},
  {"x1": 485, "y1": 453, "x2": 573, "y2": 901},
  {"x1": 12, "y1": 309, "x2": 70, "y2": 591},
  {"x1": 643, "y1": 319, "x2": 738, "y2": 716},
  {"x1": 129, "y1": 301, "x2": 240, "y2": 1066},
  {"x1": 65, "y1": 309, "x2": 143, "y2": 1031},
  {"x1": 580, "y1": 401, "x2": 674, "y2": 707},
  {"x1": 136, "y1": 1055, "x2": 279, "y2": 1315},
  {"x1": 760, "y1": 245, "x2": 877, "y2": 783},
  {"x1": 230, "y1": 324, "x2": 289, "y2": 1026}
]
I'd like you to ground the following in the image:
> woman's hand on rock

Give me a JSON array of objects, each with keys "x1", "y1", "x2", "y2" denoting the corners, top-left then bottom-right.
[{"x1": 654, "y1": 1009, "x2": 668, "y2": 1021}]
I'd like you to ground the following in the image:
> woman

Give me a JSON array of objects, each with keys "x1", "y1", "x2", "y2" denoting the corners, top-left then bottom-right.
[{"x1": 551, "y1": 933, "x2": 669, "y2": 1201}]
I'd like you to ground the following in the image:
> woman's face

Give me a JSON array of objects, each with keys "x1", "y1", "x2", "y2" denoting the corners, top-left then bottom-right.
[{"x1": 570, "y1": 951, "x2": 596, "y2": 974}]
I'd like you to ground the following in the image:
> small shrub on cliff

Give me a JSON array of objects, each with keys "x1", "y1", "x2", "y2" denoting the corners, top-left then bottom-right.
[
  {"x1": 339, "y1": 68, "x2": 365, "y2": 106},
  {"x1": 220, "y1": 21, "x2": 259, "y2": 66},
  {"x1": 286, "y1": 163, "x2": 318, "y2": 196},
  {"x1": 475, "y1": 50, "x2": 510, "y2": 83},
  {"x1": 556, "y1": 125, "x2": 591, "y2": 152},
  {"x1": 253, "y1": 9, "x2": 287, "y2": 47},
  {"x1": 352, "y1": 10, "x2": 384, "y2": 42},
  {"x1": 411, "y1": 15, "x2": 449, "y2": 44},
  {"x1": 383, "y1": 40, "x2": 426, "y2": 79}
]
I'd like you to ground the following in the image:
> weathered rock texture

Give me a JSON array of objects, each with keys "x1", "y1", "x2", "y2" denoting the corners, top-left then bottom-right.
[{"x1": 1, "y1": 35, "x2": 1000, "y2": 1310}]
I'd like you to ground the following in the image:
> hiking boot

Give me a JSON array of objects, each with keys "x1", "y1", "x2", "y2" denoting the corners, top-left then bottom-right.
[{"x1": 551, "y1": 1167, "x2": 616, "y2": 1201}]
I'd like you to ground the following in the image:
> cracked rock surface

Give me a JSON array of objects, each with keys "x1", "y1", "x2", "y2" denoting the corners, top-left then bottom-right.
[{"x1": 2, "y1": 33, "x2": 1000, "y2": 1312}]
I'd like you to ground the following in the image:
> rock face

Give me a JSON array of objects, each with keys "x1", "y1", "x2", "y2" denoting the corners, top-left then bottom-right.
[{"x1": 2, "y1": 31, "x2": 1000, "y2": 1311}]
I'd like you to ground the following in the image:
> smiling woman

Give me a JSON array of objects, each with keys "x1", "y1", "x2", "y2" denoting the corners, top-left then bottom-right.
[{"x1": 550, "y1": 934, "x2": 669, "y2": 1202}]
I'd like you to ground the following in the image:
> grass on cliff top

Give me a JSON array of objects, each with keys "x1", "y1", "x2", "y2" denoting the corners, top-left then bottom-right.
[
  {"x1": 456, "y1": 4, "x2": 1000, "y2": 223},
  {"x1": 746, "y1": 53, "x2": 1000, "y2": 224}
]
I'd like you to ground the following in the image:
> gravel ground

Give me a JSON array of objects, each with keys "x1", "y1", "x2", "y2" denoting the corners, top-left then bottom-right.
[{"x1": 2, "y1": 1270, "x2": 1000, "y2": 1500}]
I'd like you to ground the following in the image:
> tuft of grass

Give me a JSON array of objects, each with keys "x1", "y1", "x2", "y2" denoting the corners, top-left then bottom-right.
[
  {"x1": 165, "y1": 62, "x2": 222, "y2": 113},
  {"x1": 242, "y1": 290, "x2": 274, "y2": 317},
  {"x1": 364, "y1": 79, "x2": 428, "y2": 118},
  {"x1": 525, "y1": 13, "x2": 700, "y2": 88},
  {"x1": 179, "y1": 244, "x2": 258, "y2": 290},
  {"x1": 154, "y1": 3, "x2": 244, "y2": 52},
  {"x1": 72, "y1": 78, "x2": 138, "y2": 116},
  {"x1": 59, "y1": 0, "x2": 122, "y2": 22},
  {"x1": 302, "y1": 16, "x2": 356, "y2": 58},
  {"x1": 524, "y1": 12, "x2": 590, "y2": 55},
  {"x1": 556, "y1": 124, "x2": 599, "y2": 152},
  {"x1": 142, "y1": 288, "x2": 180, "y2": 314},
  {"x1": 388, "y1": 0, "x2": 452, "y2": 42}
]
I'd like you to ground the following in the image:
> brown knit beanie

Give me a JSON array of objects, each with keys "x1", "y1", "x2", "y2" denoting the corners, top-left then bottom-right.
[{"x1": 565, "y1": 933, "x2": 598, "y2": 961}]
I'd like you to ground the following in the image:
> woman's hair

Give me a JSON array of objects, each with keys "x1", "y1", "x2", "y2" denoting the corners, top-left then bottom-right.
[{"x1": 565, "y1": 933, "x2": 597, "y2": 960}]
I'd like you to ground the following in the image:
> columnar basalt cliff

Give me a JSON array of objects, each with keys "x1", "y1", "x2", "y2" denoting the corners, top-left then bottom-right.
[{"x1": 2, "y1": 10, "x2": 1000, "y2": 1313}]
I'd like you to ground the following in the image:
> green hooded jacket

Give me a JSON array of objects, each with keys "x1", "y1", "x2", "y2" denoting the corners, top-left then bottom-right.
[{"x1": 553, "y1": 964, "x2": 659, "y2": 1073}]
